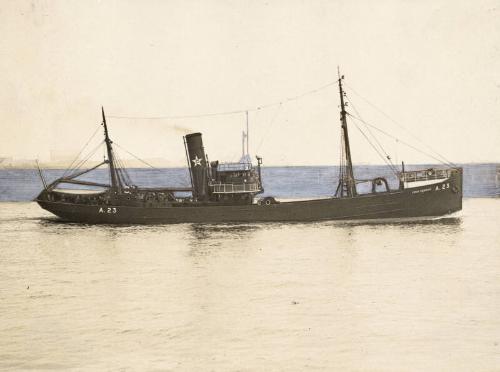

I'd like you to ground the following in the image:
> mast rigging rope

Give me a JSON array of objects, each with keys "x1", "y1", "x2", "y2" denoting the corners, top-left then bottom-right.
[
  {"x1": 107, "y1": 80, "x2": 339, "y2": 121},
  {"x1": 346, "y1": 95, "x2": 398, "y2": 174},
  {"x1": 114, "y1": 142, "x2": 164, "y2": 172},
  {"x1": 66, "y1": 140, "x2": 105, "y2": 178},
  {"x1": 344, "y1": 82, "x2": 456, "y2": 167},
  {"x1": 349, "y1": 118, "x2": 399, "y2": 177},
  {"x1": 62, "y1": 124, "x2": 102, "y2": 178},
  {"x1": 347, "y1": 113, "x2": 455, "y2": 167}
]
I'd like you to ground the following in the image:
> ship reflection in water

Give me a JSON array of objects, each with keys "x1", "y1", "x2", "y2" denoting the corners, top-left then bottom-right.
[{"x1": 39, "y1": 212, "x2": 463, "y2": 239}]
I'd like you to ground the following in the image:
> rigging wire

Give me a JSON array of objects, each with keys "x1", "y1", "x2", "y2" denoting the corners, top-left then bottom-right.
[
  {"x1": 106, "y1": 158, "x2": 110, "y2": 186},
  {"x1": 346, "y1": 95, "x2": 398, "y2": 174},
  {"x1": 344, "y1": 82, "x2": 456, "y2": 167},
  {"x1": 348, "y1": 117, "x2": 399, "y2": 177},
  {"x1": 107, "y1": 80, "x2": 339, "y2": 121},
  {"x1": 66, "y1": 140, "x2": 105, "y2": 177},
  {"x1": 93, "y1": 77, "x2": 456, "y2": 174},
  {"x1": 119, "y1": 157, "x2": 133, "y2": 185},
  {"x1": 62, "y1": 124, "x2": 102, "y2": 178},
  {"x1": 114, "y1": 142, "x2": 164, "y2": 172},
  {"x1": 347, "y1": 113, "x2": 455, "y2": 166},
  {"x1": 255, "y1": 103, "x2": 283, "y2": 153},
  {"x1": 72, "y1": 141, "x2": 105, "y2": 173},
  {"x1": 112, "y1": 150, "x2": 132, "y2": 187}
]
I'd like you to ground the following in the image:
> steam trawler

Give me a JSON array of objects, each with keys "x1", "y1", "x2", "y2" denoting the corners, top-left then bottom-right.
[{"x1": 35, "y1": 75, "x2": 462, "y2": 224}]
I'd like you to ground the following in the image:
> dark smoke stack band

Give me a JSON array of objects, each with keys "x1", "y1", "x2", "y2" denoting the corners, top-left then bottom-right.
[{"x1": 185, "y1": 133, "x2": 208, "y2": 201}]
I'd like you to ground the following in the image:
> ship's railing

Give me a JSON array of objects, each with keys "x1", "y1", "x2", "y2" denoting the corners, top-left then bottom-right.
[
  {"x1": 400, "y1": 168, "x2": 450, "y2": 183},
  {"x1": 217, "y1": 162, "x2": 253, "y2": 172},
  {"x1": 210, "y1": 182, "x2": 261, "y2": 193}
]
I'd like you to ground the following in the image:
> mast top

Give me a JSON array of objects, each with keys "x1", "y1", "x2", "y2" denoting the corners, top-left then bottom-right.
[
  {"x1": 102, "y1": 106, "x2": 112, "y2": 144},
  {"x1": 101, "y1": 106, "x2": 120, "y2": 192},
  {"x1": 337, "y1": 66, "x2": 345, "y2": 81}
]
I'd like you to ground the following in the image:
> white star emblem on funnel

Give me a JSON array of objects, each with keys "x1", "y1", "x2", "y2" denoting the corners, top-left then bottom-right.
[{"x1": 191, "y1": 155, "x2": 202, "y2": 167}]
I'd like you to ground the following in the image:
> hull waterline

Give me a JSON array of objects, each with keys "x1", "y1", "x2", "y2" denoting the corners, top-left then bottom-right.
[{"x1": 36, "y1": 176, "x2": 462, "y2": 225}]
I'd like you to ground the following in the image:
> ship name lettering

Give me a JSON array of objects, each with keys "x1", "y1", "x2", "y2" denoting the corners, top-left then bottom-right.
[
  {"x1": 412, "y1": 188, "x2": 432, "y2": 194},
  {"x1": 98, "y1": 207, "x2": 117, "y2": 214}
]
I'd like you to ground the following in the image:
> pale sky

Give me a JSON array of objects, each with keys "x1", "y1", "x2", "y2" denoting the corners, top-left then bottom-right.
[{"x1": 1, "y1": 0, "x2": 499, "y2": 166}]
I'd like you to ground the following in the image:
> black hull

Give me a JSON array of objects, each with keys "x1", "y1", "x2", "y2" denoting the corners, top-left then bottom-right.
[{"x1": 37, "y1": 173, "x2": 463, "y2": 225}]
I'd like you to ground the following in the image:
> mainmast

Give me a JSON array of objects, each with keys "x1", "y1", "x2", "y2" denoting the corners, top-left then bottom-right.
[
  {"x1": 246, "y1": 110, "x2": 249, "y2": 156},
  {"x1": 240, "y1": 111, "x2": 250, "y2": 162},
  {"x1": 101, "y1": 107, "x2": 120, "y2": 192},
  {"x1": 336, "y1": 70, "x2": 357, "y2": 197}
]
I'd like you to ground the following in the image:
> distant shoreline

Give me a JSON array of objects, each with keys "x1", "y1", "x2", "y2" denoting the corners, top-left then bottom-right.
[{"x1": 1, "y1": 162, "x2": 499, "y2": 170}]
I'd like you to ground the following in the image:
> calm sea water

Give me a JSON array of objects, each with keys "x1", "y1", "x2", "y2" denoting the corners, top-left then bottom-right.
[
  {"x1": 0, "y1": 164, "x2": 498, "y2": 201},
  {"x1": 0, "y1": 167, "x2": 499, "y2": 371}
]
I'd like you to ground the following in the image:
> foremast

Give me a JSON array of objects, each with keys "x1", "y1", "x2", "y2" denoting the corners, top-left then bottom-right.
[
  {"x1": 101, "y1": 107, "x2": 121, "y2": 193},
  {"x1": 335, "y1": 71, "x2": 357, "y2": 197}
]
